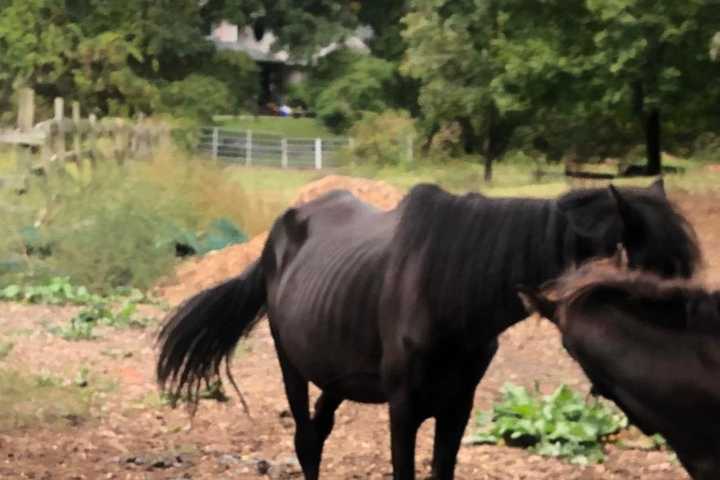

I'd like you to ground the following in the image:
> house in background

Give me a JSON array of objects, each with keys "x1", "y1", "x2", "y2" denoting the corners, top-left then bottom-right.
[{"x1": 210, "y1": 21, "x2": 370, "y2": 109}]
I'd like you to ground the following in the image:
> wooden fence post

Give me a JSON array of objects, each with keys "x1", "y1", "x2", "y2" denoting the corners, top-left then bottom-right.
[
  {"x1": 211, "y1": 127, "x2": 219, "y2": 160},
  {"x1": 17, "y1": 88, "x2": 34, "y2": 131},
  {"x1": 406, "y1": 134, "x2": 414, "y2": 164},
  {"x1": 54, "y1": 97, "x2": 66, "y2": 167},
  {"x1": 114, "y1": 118, "x2": 125, "y2": 164},
  {"x1": 71, "y1": 101, "x2": 81, "y2": 168},
  {"x1": 14, "y1": 88, "x2": 35, "y2": 190},
  {"x1": 245, "y1": 129, "x2": 252, "y2": 166},
  {"x1": 281, "y1": 138, "x2": 288, "y2": 168},
  {"x1": 314, "y1": 138, "x2": 322, "y2": 169},
  {"x1": 88, "y1": 114, "x2": 98, "y2": 168}
]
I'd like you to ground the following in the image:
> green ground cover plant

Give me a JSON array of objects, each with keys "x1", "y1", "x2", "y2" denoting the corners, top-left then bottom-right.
[
  {"x1": 466, "y1": 383, "x2": 628, "y2": 465},
  {"x1": 0, "y1": 277, "x2": 156, "y2": 340}
]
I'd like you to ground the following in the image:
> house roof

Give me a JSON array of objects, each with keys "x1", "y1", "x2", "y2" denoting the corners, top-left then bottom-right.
[{"x1": 210, "y1": 22, "x2": 370, "y2": 65}]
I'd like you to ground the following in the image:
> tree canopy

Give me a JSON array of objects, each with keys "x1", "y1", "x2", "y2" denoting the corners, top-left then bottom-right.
[{"x1": 1, "y1": 0, "x2": 719, "y2": 177}]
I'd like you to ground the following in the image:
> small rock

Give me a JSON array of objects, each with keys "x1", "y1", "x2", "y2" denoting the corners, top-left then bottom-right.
[
  {"x1": 256, "y1": 459, "x2": 271, "y2": 475},
  {"x1": 123, "y1": 455, "x2": 144, "y2": 465},
  {"x1": 149, "y1": 456, "x2": 174, "y2": 469},
  {"x1": 218, "y1": 453, "x2": 241, "y2": 466}
]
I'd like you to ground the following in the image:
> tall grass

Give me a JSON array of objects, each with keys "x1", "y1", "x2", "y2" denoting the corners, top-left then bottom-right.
[
  {"x1": 0, "y1": 148, "x2": 287, "y2": 292},
  {"x1": 3, "y1": 142, "x2": 718, "y2": 293}
]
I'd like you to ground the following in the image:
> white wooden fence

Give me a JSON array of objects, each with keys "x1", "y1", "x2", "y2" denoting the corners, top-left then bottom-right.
[{"x1": 198, "y1": 127, "x2": 351, "y2": 169}]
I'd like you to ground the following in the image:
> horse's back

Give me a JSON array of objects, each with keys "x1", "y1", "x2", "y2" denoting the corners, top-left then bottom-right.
[
  {"x1": 295, "y1": 189, "x2": 383, "y2": 233},
  {"x1": 265, "y1": 189, "x2": 398, "y2": 402}
]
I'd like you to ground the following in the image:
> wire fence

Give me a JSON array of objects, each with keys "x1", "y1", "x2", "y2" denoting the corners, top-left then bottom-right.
[{"x1": 197, "y1": 127, "x2": 351, "y2": 169}]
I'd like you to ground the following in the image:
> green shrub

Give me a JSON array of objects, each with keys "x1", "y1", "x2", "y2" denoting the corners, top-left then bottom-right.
[
  {"x1": 41, "y1": 174, "x2": 183, "y2": 292},
  {"x1": 203, "y1": 50, "x2": 260, "y2": 115},
  {"x1": 290, "y1": 50, "x2": 400, "y2": 133},
  {"x1": 349, "y1": 110, "x2": 417, "y2": 166},
  {"x1": 467, "y1": 383, "x2": 627, "y2": 465},
  {"x1": 0, "y1": 147, "x2": 276, "y2": 292},
  {"x1": 160, "y1": 74, "x2": 232, "y2": 123}
]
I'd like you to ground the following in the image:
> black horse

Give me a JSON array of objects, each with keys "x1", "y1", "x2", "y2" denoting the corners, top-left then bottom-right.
[
  {"x1": 519, "y1": 262, "x2": 720, "y2": 480},
  {"x1": 157, "y1": 179, "x2": 699, "y2": 480}
]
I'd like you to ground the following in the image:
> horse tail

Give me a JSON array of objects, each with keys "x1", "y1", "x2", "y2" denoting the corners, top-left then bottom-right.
[{"x1": 156, "y1": 260, "x2": 266, "y2": 410}]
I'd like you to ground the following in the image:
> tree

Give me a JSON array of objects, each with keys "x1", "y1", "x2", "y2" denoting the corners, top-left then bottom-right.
[
  {"x1": 583, "y1": 0, "x2": 720, "y2": 174},
  {"x1": 402, "y1": 0, "x2": 518, "y2": 180},
  {"x1": 490, "y1": 0, "x2": 720, "y2": 172},
  {"x1": 402, "y1": 0, "x2": 720, "y2": 177},
  {"x1": 0, "y1": 0, "x2": 79, "y2": 119},
  {"x1": 289, "y1": 49, "x2": 399, "y2": 132},
  {"x1": 0, "y1": 0, "x2": 258, "y2": 120}
]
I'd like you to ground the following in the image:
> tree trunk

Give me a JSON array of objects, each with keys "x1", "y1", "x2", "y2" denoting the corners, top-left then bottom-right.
[
  {"x1": 484, "y1": 103, "x2": 500, "y2": 182},
  {"x1": 644, "y1": 109, "x2": 661, "y2": 175},
  {"x1": 632, "y1": 80, "x2": 662, "y2": 176},
  {"x1": 457, "y1": 117, "x2": 480, "y2": 154}
]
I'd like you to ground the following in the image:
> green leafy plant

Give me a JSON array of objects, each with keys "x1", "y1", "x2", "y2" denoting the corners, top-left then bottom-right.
[
  {"x1": 467, "y1": 383, "x2": 628, "y2": 465},
  {"x1": 1, "y1": 277, "x2": 155, "y2": 340},
  {"x1": 0, "y1": 277, "x2": 102, "y2": 305},
  {"x1": 49, "y1": 314, "x2": 97, "y2": 341}
]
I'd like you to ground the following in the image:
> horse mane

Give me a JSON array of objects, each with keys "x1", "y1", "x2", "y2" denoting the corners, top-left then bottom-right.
[
  {"x1": 547, "y1": 260, "x2": 720, "y2": 333},
  {"x1": 626, "y1": 188, "x2": 702, "y2": 278},
  {"x1": 391, "y1": 183, "x2": 702, "y2": 337},
  {"x1": 392, "y1": 184, "x2": 566, "y2": 335}
]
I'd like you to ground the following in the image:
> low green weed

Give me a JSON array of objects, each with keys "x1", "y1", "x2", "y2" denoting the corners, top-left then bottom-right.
[
  {"x1": 0, "y1": 368, "x2": 110, "y2": 429},
  {"x1": 0, "y1": 276, "x2": 102, "y2": 305},
  {"x1": 1, "y1": 277, "x2": 155, "y2": 340},
  {"x1": 0, "y1": 341, "x2": 14, "y2": 360},
  {"x1": 467, "y1": 383, "x2": 627, "y2": 465},
  {"x1": 50, "y1": 315, "x2": 97, "y2": 341}
]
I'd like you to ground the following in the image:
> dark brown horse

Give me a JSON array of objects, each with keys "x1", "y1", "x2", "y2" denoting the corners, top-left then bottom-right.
[
  {"x1": 519, "y1": 262, "x2": 720, "y2": 480},
  {"x1": 157, "y1": 179, "x2": 699, "y2": 480}
]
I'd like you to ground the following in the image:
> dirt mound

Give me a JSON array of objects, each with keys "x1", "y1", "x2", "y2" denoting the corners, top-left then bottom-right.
[
  {"x1": 292, "y1": 174, "x2": 404, "y2": 211},
  {"x1": 155, "y1": 175, "x2": 404, "y2": 305}
]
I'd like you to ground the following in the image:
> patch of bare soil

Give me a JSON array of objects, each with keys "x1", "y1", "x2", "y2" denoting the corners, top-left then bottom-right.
[{"x1": 3, "y1": 188, "x2": 718, "y2": 480}]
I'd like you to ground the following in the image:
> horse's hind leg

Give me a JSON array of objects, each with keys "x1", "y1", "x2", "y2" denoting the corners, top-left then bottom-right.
[
  {"x1": 276, "y1": 350, "x2": 318, "y2": 479},
  {"x1": 312, "y1": 392, "x2": 343, "y2": 451},
  {"x1": 275, "y1": 345, "x2": 341, "y2": 479}
]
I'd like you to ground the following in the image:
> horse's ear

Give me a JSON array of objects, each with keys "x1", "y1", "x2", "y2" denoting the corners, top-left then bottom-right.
[
  {"x1": 648, "y1": 178, "x2": 666, "y2": 198},
  {"x1": 558, "y1": 190, "x2": 618, "y2": 239},
  {"x1": 517, "y1": 285, "x2": 557, "y2": 322},
  {"x1": 281, "y1": 208, "x2": 309, "y2": 245},
  {"x1": 608, "y1": 184, "x2": 645, "y2": 243}
]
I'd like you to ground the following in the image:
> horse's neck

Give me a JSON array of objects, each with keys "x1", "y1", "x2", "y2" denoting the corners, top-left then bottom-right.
[
  {"x1": 470, "y1": 199, "x2": 570, "y2": 336},
  {"x1": 514, "y1": 199, "x2": 569, "y2": 286},
  {"x1": 572, "y1": 315, "x2": 720, "y2": 397}
]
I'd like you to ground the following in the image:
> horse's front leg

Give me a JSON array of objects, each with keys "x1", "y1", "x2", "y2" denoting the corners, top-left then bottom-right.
[
  {"x1": 431, "y1": 339, "x2": 498, "y2": 480},
  {"x1": 389, "y1": 393, "x2": 423, "y2": 480},
  {"x1": 429, "y1": 391, "x2": 475, "y2": 480}
]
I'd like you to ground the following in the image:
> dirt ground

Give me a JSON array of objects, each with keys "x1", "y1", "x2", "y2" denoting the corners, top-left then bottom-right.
[{"x1": 1, "y1": 184, "x2": 719, "y2": 480}]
